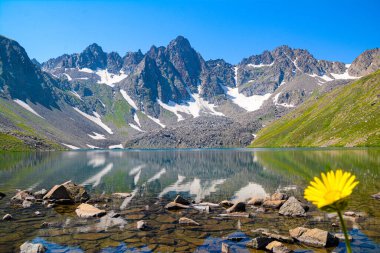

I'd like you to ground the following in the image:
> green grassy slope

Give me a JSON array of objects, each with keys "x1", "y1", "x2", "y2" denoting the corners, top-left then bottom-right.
[{"x1": 250, "y1": 70, "x2": 380, "y2": 147}]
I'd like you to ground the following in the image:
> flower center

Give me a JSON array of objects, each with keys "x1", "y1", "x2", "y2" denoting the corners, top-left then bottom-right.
[{"x1": 324, "y1": 190, "x2": 342, "y2": 204}]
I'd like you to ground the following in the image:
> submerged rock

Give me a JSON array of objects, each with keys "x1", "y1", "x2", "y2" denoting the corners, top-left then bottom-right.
[
  {"x1": 75, "y1": 203, "x2": 106, "y2": 218},
  {"x1": 2, "y1": 214, "x2": 13, "y2": 221},
  {"x1": 112, "y1": 192, "x2": 131, "y2": 199},
  {"x1": 247, "y1": 236, "x2": 274, "y2": 249},
  {"x1": 174, "y1": 195, "x2": 191, "y2": 205},
  {"x1": 20, "y1": 242, "x2": 45, "y2": 253},
  {"x1": 279, "y1": 197, "x2": 306, "y2": 217},
  {"x1": 33, "y1": 189, "x2": 47, "y2": 199},
  {"x1": 11, "y1": 190, "x2": 34, "y2": 204},
  {"x1": 226, "y1": 202, "x2": 246, "y2": 213},
  {"x1": 289, "y1": 227, "x2": 339, "y2": 248},
  {"x1": 165, "y1": 202, "x2": 190, "y2": 210},
  {"x1": 262, "y1": 232, "x2": 294, "y2": 243},
  {"x1": 179, "y1": 217, "x2": 200, "y2": 226},
  {"x1": 219, "y1": 212, "x2": 250, "y2": 218},
  {"x1": 266, "y1": 241, "x2": 293, "y2": 253}
]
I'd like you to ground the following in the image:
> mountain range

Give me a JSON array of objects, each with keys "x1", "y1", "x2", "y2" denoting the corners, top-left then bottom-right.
[{"x1": 0, "y1": 34, "x2": 379, "y2": 150}]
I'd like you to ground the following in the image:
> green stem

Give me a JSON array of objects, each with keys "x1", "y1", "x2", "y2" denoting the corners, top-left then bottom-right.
[{"x1": 337, "y1": 209, "x2": 352, "y2": 253}]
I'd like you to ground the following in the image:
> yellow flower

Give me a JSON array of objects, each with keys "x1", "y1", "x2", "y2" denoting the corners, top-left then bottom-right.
[{"x1": 304, "y1": 169, "x2": 359, "y2": 209}]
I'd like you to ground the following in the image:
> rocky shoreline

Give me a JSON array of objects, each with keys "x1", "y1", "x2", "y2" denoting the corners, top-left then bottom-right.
[{"x1": 0, "y1": 182, "x2": 378, "y2": 253}]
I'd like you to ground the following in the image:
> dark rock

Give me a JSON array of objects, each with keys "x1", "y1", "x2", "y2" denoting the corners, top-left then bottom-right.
[
  {"x1": 165, "y1": 202, "x2": 190, "y2": 210},
  {"x1": 20, "y1": 242, "x2": 45, "y2": 253},
  {"x1": 62, "y1": 181, "x2": 90, "y2": 202},
  {"x1": 43, "y1": 185, "x2": 71, "y2": 201},
  {"x1": 226, "y1": 202, "x2": 246, "y2": 213},
  {"x1": 2, "y1": 214, "x2": 13, "y2": 220},
  {"x1": 278, "y1": 197, "x2": 306, "y2": 217},
  {"x1": 174, "y1": 195, "x2": 190, "y2": 205},
  {"x1": 0, "y1": 192, "x2": 5, "y2": 200},
  {"x1": 289, "y1": 227, "x2": 339, "y2": 248},
  {"x1": 263, "y1": 200, "x2": 286, "y2": 209},
  {"x1": 219, "y1": 200, "x2": 234, "y2": 208},
  {"x1": 247, "y1": 236, "x2": 274, "y2": 249},
  {"x1": 107, "y1": 210, "x2": 120, "y2": 218},
  {"x1": 179, "y1": 217, "x2": 200, "y2": 226}
]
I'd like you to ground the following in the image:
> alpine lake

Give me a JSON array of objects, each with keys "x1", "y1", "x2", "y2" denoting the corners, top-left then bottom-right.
[{"x1": 0, "y1": 148, "x2": 379, "y2": 253}]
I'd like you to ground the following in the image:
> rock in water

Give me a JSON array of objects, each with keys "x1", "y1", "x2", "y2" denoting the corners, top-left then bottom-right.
[
  {"x1": 247, "y1": 236, "x2": 274, "y2": 249},
  {"x1": 289, "y1": 227, "x2": 339, "y2": 248},
  {"x1": 219, "y1": 200, "x2": 234, "y2": 208},
  {"x1": 226, "y1": 202, "x2": 246, "y2": 213},
  {"x1": 11, "y1": 190, "x2": 34, "y2": 204},
  {"x1": 75, "y1": 203, "x2": 106, "y2": 218},
  {"x1": 137, "y1": 220, "x2": 148, "y2": 230},
  {"x1": 261, "y1": 232, "x2": 294, "y2": 243},
  {"x1": 20, "y1": 242, "x2": 45, "y2": 253},
  {"x1": 173, "y1": 195, "x2": 190, "y2": 205},
  {"x1": 221, "y1": 242, "x2": 230, "y2": 253},
  {"x1": 62, "y1": 181, "x2": 90, "y2": 202},
  {"x1": 112, "y1": 192, "x2": 131, "y2": 198},
  {"x1": 43, "y1": 185, "x2": 71, "y2": 201},
  {"x1": 279, "y1": 197, "x2": 306, "y2": 217},
  {"x1": 0, "y1": 192, "x2": 5, "y2": 200},
  {"x1": 33, "y1": 189, "x2": 47, "y2": 199},
  {"x1": 165, "y1": 202, "x2": 190, "y2": 210},
  {"x1": 179, "y1": 217, "x2": 200, "y2": 226},
  {"x1": 266, "y1": 241, "x2": 293, "y2": 253},
  {"x1": 2, "y1": 214, "x2": 13, "y2": 220}
]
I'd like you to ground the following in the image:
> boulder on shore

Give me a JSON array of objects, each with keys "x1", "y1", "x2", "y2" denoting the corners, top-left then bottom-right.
[
  {"x1": 33, "y1": 189, "x2": 47, "y2": 199},
  {"x1": 43, "y1": 185, "x2": 71, "y2": 202},
  {"x1": 43, "y1": 181, "x2": 89, "y2": 203},
  {"x1": 261, "y1": 232, "x2": 294, "y2": 243},
  {"x1": 20, "y1": 242, "x2": 45, "y2": 253},
  {"x1": 62, "y1": 181, "x2": 89, "y2": 202},
  {"x1": 75, "y1": 203, "x2": 106, "y2": 218},
  {"x1": 279, "y1": 197, "x2": 307, "y2": 217},
  {"x1": 289, "y1": 227, "x2": 339, "y2": 248},
  {"x1": 271, "y1": 193, "x2": 288, "y2": 201},
  {"x1": 247, "y1": 236, "x2": 274, "y2": 249}
]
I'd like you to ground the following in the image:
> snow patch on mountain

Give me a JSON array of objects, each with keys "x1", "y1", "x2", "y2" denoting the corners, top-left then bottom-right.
[
  {"x1": 129, "y1": 123, "x2": 144, "y2": 132},
  {"x1": 273, "y1": 92, "x2": 295, "y2": 108},
  {"x1": 88, "y1": 132, "x2": 106, "y2": 140},
  {"x1": 70, "y1": 90, "x2": 82, "y2": 100},
  {"x1": 73, "y1": 107, "x2": 113, "y2": 134},
  {"x1": 62, "y1": 143, "x2": 80, "y2": 150},
  {"x1": 120, "y1": 89, "x2": 138, "y2": 110},
  {"x1": 247, "y1": 62, "x2": 274, "y2": 68},
  {"x1": 96, "y1": 70, "x2": 128, "y2": 87},
  {"x1": 14, "y1": 99, "x2": 44, "y2": 119},
  {"x1": 222, "y1": 86, "x2": 271, "y2": 112},
  {"x1": 146, "y1": 114, "x2": 166, "y2": 128},
  {"x1": 109, "y1": 144, "x2": 123, "y2": 149},
  {"x1": 133, "y1": 113, "x2": 141, "y2": 127}
]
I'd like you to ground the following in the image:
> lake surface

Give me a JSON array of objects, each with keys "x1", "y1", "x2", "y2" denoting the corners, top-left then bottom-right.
[{"x1": 0, "y1": 148, "x2": 379, "y2": 252}]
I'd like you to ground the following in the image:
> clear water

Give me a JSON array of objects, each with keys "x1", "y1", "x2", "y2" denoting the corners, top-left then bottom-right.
[{"x1": 0, "y1": 148, "x2": 379, "y2": 252}]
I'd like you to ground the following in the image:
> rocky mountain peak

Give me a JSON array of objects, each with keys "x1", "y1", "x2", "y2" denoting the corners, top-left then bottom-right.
[
  {"x1": 77, "y1": 43, "x2": 107, "y2": 70},
  {"x1": 349, "y1": 48, "x2": 380, "y2": 76}
]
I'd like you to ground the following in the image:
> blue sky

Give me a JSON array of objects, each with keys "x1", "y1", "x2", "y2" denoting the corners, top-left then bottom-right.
[{"x1": 1, "y1": 0, "x2": 379, "y2": 64}]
